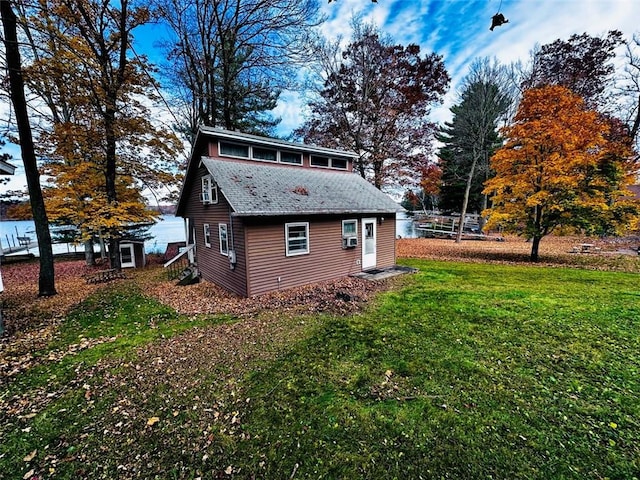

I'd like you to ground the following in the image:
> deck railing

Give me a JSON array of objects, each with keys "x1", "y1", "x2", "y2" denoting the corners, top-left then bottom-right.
[{"x1": 163, "y1": 244, "x2": 195, "y2": 280}]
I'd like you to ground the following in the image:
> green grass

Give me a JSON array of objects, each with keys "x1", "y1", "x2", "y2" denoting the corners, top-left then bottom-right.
[{"x1": 2, "y1": 261, "x2": 639, "y2": 479}]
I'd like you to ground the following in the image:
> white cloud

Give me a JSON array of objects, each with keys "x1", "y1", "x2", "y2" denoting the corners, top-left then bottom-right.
[{"x1": 274, "y1": 0, "x2": 640, "y2": 135}]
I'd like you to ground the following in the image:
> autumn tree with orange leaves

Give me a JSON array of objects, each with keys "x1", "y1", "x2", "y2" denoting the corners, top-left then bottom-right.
[
  {"x1": 14, "y1": 0, "x2": 181, "y2": 268},
  {"x1": 483, "y1": 85, "x2": 639, "y2": 261}
]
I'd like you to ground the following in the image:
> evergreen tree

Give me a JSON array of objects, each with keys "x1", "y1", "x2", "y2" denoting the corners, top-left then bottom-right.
[{"x1": 436, "y1": 59, "x2": 511, "y2": 240}]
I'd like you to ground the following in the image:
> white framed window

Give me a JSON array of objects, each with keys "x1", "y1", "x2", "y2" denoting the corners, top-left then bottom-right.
[
  {"x1": 219, "y1": 142, "x2": 249, "y2": 158},
  {"x1": 203, "y1": 223, "x2": 211, "y2": 248},
  {"x1": 331, "y1": 157, "x2": 348, "y2": 169},
  {"x1": 342, "y1": 219, "x2": 357, "y2": 237},
  {"x1": 280, "y1": 151, "x2": 302, "y2": 165},
  {"x1": 252, "y1": 147, "x2": 277, "y2": 162},
  {"x1": 201, "y1": 175, "x2": 218, "y2": 204},
  {"x1": 285, "y1": 222, "x2": 309, "y2": 256},
  {"x1": 310, "y1": 155, "x2": 348, "y2": 169},
  {"x1": 219, "y1": 223, "x2": 229, "y2": 255},
  {"x1": 310, "y1": 155, "x2": 329, "y2": 167}
]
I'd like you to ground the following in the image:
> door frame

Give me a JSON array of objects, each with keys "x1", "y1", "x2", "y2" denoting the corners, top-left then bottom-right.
[
  {"x1": 119, "y1": 242, "x2": 136, "y2": 268},
  {"x1": 361, "y1": 217, "x2": 377, "y2": 270}
]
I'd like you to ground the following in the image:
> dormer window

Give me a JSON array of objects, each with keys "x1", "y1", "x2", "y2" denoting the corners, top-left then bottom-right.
[
  {"x1": 310, "y1": 155, "x2": 348, "y2": 169},
  {"x1": 201, "y1": 175, "x2": 218, "y2": 204},
  {"x1": 280, "y1": 151, "x2": 302, "y2": 165},
  {"x1": 331, "y1": 157, "x2": 348, "y2": 169},
  {"x1": 253, "y1": 147, "x2": 277, "y2": 162},
  {"x1": 220, "y1": 142, "x2": 249, "y2": 158}
]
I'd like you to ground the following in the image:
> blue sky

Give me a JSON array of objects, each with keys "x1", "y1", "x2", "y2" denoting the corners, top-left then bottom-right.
[
  {"x1": 3, "y1": 0, "x2": 640, "y2": 194},
  {"x1": 272, "y1": 0, "x2": 640, "y2": 132}
]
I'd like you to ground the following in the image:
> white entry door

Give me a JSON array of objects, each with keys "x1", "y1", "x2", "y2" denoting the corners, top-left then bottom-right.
[
  {"x1": 119, "y1": 243, "x2": 136, "y2": 268},
  {"x1": 362, "y1": 218, "x2": 377, "y2": 270}
]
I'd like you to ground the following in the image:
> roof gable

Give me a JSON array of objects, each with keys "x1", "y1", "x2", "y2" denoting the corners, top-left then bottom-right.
[{"x1": 0, "y1": 158, "x2": 16, "y2": 175}]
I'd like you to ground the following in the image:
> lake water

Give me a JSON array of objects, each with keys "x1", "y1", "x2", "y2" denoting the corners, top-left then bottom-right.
[
  {"x1": 1, "y1": 212, "x2": 418, "y2": 256},
  {"x1": 1, "y1": 215, "x2": 186, "y2": 256}
]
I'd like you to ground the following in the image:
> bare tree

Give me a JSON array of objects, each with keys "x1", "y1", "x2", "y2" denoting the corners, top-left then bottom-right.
[
  {"x1": 296, "y1": 20, "x2": 449, "y2": 190},
  {"x1": 522, "y1": 31, "x2": 624, "y2": 113},
  {"x1": 155, "y1": 0, "x2": 321, "y2": 141},
  {"x1": 619, "y1": 34, "x2": 640, "y2": 149}
]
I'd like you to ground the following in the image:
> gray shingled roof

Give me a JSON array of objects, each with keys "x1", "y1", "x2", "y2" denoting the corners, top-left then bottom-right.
[
  {"x1": 202, "y1": 158, "x2": 402, "y2": 216},
  {"x1": 0, "y1": 158, "x2": 16, "y2": 175}
]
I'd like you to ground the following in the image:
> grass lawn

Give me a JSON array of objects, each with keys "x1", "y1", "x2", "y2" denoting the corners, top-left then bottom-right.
[{"x1": 1, "y1": 259, "x2": 639, "y2": 479}]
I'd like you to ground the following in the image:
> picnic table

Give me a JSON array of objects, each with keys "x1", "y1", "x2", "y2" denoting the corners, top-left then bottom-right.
[{"x1": 570, "y1": 243, "x2": 601, "y2": 254}]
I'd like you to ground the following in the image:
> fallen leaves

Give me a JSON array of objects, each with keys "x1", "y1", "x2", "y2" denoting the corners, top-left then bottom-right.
[
  {"x1": 397, "y1": 235, "x2": 640, "y2": 271},
  {"x1": 23, "y1": 450, "x2": 37, "y2": 462},
  {"x1": 146, "y1": 416, "x2": 160, "y2": 426},
  {"x1": 1, "y1": 335, "x2": 118, "y2": 382},
  {"x1": 136, "y1": 268, "x2": 387, "y2": 318}
]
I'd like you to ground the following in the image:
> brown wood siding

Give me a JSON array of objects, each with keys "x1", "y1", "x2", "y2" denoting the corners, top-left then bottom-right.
[
  {"x1": 376, "y1": 216, "x2": 396, "y2": 269},
  {"x1": 134, "y1": 243, "x2": 145, "y2": 268},
  {"x1": 244, "y1": 214, "x2": 396, "y2": 296},
  {"x1": 181, "y1": 164, "x2": 248, "y2": 296}
]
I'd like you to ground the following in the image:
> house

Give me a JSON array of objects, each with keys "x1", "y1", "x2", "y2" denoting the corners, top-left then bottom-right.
[
  {"x1": 0, "y1": 158, "x2": 16, "y2": 175},
  {"x1": 175, "y1": 127, "x2": 402, "y2": 297}
]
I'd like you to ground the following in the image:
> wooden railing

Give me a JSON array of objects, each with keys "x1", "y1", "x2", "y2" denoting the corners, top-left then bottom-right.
[{"x1": 164, "y1": 244, "x2": 195, "y2": 280}]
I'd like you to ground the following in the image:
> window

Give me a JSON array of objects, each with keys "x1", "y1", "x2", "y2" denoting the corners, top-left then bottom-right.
[
  {"x1": 219, "y1": 142, "x2": 249, "y2": 158},
  {"x1": 331, "y1": 157, "x2": 348, "y2": 169},
  {"x1": 203, "y1": 223, "x2": 211, "y2": 248},
  {"x1": 310, "y1": 155, "x2": 329, "y2": 167},
  {"x1": 253, "y1": 147, "x2": 277, "y2": 162},
  {"x1": 219, "y1": 223, "x2": 229, "y2": 255},
  {"x1": 285, "y1": 222, "x2": 309, "y2": 256},
  {"x1": 280, "y1": 151, "x2": 302, "y2": 165},
  {"x1": 201, "y1": 175, "x2": 218, "y2": 204},
  {"x1": 311, "y1": 155, "x2": 348, "y2": 169},
  {"x1": 342, "y1": 219, "x2": 357, "y2": 237}
]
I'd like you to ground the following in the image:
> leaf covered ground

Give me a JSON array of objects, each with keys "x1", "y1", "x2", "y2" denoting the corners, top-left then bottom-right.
[{"x1": 1, "y1": 238, "x2": 639, "y2": 478}]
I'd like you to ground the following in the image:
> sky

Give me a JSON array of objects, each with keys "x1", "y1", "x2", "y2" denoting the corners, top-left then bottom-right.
[
  {"x1": 272, "y1": 0, "x2": 640, "y2": 133},
  {"x1": 3, "y1": 0, "x2": 640, "y2": 195}
]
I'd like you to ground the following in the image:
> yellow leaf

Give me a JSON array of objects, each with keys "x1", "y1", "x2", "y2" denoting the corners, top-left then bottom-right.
[
  {"x1": 609, "y1": 422, "x2": 618, "y2": 429},
  {"x1": 147, "y1": 416, "x2": 160, "y2": 426},
  {"x1": 23, "y1": 450, "x2": 37, "y2": 462}
]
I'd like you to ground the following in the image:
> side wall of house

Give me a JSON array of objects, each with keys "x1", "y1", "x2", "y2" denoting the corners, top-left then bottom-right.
[
  {"x1": 376, "y1": 215, "x2": 396, "y2": 269},
  {"x1": 244, "y1": 214, "x2": 396, "y2": 297},
  {"x1": 181, "y1": 164, "x2": 249, "y2": 296}
]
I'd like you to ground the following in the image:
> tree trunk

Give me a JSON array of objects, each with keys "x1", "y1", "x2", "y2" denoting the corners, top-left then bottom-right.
[
  {"x1": 530, "y1": 235, "x2": 542, "y2": 262},
  {"x1": 84, "y1": 239, "x2": 95, "y2": 266},
  {"x1": 108, "y1": 238, "x2": 121, "y2": 270},
  {"x1": 530, "y1": 204, "x2": 544, "y2": 262},
  {"x1": 1, "y1": 0, "x2": 56, "y2": 297},
  {"x1": 456, "y1": 154, "x2": 478, "y2": 243},
  {"x1": 630, "y1": 93, "x2": 640, "y2": 145}
]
